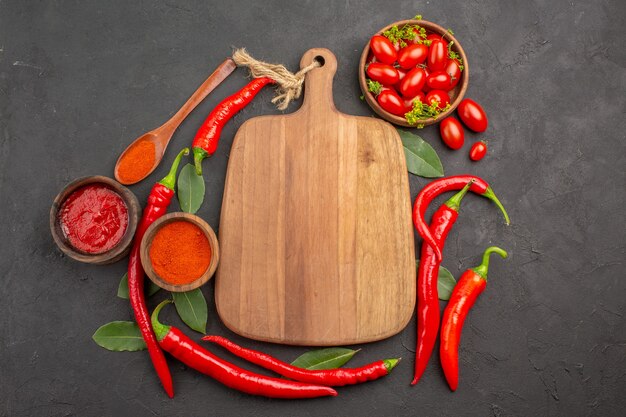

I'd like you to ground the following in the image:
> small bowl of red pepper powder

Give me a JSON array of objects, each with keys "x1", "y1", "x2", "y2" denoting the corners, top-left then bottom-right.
[
  {"x1": 140, "y1": 212, "x2": 219, "y2": 292},
  {"x1": 50, "y1": 175, "x2": 141, "y2": 264}
]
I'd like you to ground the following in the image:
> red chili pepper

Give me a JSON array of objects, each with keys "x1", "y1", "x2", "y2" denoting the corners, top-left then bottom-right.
[
  {"x1": 192, "y1": 77, "x2": 275, "y2": 175},
  {"x1": 151, "y1": 301, "x2": 337, "y2": 399},
  {"x1": 413, "y1": 175, "x2": 510, "y2": 261},
  {"x1": 440, "y1": 246, "x2": 508, "y2": 391},
  {"x1": 202, "y1": 335, "x2": 399, "y2": 386},
  {"x1": 127, "y1": 147, "x2": 188, "y2": 398},
  {"x1": 412, "y1": 181, "x2": 472, "y2": 385}
]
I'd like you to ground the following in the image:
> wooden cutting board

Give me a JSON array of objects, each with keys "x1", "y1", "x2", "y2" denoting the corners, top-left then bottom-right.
[{"x1": 215, "y1": 48, "x2": 415, "y2": 346}]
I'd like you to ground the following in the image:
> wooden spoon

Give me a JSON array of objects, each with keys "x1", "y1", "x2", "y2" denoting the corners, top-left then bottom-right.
[{"x1": 114, "y1": 58, "x2": 237, "y2": 185}]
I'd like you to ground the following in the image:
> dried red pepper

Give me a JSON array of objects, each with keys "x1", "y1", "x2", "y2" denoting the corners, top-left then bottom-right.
[
  {"x1": 440, "y1": 246, "x2": 507, "y2": 391},
  {"x1": 203, "y1": 335, "x2": 399, "y2": 386},
  {"x1": 151, "y1": 301, "x2": 337, "y2": 399},
  {"x1": 127, "y1": 147, "x2": 188, "y2": 398},
  {"x1": 413, "y1": 175, "x2": 510, "y2": 261},
  {"x1": 412, "y1": 181, "x2": 472, "y2": 385},
  {"x1": 191, "y1": 77, "x2": 275, "y2": 175}
]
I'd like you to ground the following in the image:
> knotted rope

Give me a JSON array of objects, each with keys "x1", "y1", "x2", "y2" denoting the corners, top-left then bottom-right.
[{"x1": 232, "y1": 48, "x2": 321, "y2": 110}]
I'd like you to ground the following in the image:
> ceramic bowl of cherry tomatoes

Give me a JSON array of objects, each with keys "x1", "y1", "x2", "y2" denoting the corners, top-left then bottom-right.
[{"x1": 359, "y1": 19, "x2": 469, "y2": 127}]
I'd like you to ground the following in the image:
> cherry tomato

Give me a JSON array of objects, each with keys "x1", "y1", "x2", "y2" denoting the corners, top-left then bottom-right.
[
  {"x1": 439, "y1": 117, "x2": 465, "y2": 150},
  {"x1": 402, "y1": 91, "x2": 426, "y2": 113},
  {"x1": 403, "y1": 98, "x2": 415, "y2": 113},
  {"x1": 445, "y1": 59, "x2": 462, "y2": 89},
  {"x1": 377, "y1": 89, "x2": 406, "y2": 116},
  {"x1": 409, "y1": 27, "x2": 423, "y2": 44},
  {"x1": 425, "y1": 90, "x2": 450, "y2": 109},
  {"x1": 469, "y1": 141, "x2": 487, "y2": 161},
  {"x1": 407, "y1": 91, "x2": 426, "y2": 103},
  {"x1": 426, "y1": 71, "x2": 452, "y2": 91},
  {"x1": 396, "y1": 68, "x2": 407, "y2": 87},
  {"x1": 421, "y1": 67, "x2": 431, "y2": 92},
  {"x1": 370, "y1": 35, "x2": 397, "y2": 65},
  {"x1": 428, "y1": 40, "x2": 447, "y2": 71},
  {"x1": 398, "y1": 67, "x2": 426, "y2": 98},
  {"x1": 366, "y1": 63, "x2": 399, "y2": 86},
  {"x1": 427, "y1": 33, "x2": 448, "y2": 48},
  {"x1": 457, "y1": 98, "x2": 488, "y2": 132},
  {"x1": 397, "y1": 44, "x2": 429, "y2": 69}
]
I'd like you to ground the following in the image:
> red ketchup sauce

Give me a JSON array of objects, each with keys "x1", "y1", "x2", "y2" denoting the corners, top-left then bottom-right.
[{"x1": 58, "y1": 184, "x2": 129, "y2": 254}]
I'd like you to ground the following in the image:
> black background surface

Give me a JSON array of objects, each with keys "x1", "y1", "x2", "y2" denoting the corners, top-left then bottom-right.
[{"x1": 1, "y1": 1, "x2": 625, "y2": 416}]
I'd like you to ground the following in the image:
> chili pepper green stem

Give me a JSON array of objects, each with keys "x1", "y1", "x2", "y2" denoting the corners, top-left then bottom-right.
[
  {"x1": 158, "y1": 148, "x2": 189, "y2": 190},
  {"x1": 444, "y1": 180, "x2": 474, "y2": 211},
  {"x1": 472, "y1": 246, "x2": 508, "y2": 280},
  {"x1": 193, "y1": 147, "x2": 208, "y2": 176},
  {"x1": 483, "y1": 187, "x2": 510, "y2": 225},
  {"x1": 383, "y1": 358, "x2": 401, "y2": 372},
  {"x1": 151, "y1": 299, "x2": 173, "y2": 342}
]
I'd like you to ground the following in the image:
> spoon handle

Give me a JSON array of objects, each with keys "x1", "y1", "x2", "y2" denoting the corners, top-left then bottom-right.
[{"x1": 164, "y1": 58, "x2": 237, "y2": 131}]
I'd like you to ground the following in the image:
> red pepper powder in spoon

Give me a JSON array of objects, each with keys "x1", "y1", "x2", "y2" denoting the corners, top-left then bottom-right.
[
  {"x1": 117, "y1": 138, "x2": 156, "y2": 184},
  {"x1": 149, "y1": 221, "x2": 211, "y2": 285}
]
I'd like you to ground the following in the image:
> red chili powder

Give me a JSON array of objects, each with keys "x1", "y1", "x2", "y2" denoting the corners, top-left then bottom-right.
[
  {"x1": 149, "y1": 221, "x2": 211, "y2": 285},
  {"x1": 59, "y1": 184, "x2": 129, "y2": 254},
  {"x1": 117, "y1": 138, "x2": 156, "y2": 183}
]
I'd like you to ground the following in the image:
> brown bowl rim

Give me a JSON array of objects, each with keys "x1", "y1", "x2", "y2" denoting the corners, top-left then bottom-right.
[
  {"x1": 359, "y1": 19, "x2": 469, "y2": 127},
  {"x1": 49, "y1": 175, "x2": 141, "y2": 265},
  {"x1": 140, "y1": 212, "x2": 220, "y2": 292}
]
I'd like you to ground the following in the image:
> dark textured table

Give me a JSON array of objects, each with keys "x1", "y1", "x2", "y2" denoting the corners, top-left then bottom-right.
[{"x1": 1, "y1": 1, "x2": 625, "y2": 416}]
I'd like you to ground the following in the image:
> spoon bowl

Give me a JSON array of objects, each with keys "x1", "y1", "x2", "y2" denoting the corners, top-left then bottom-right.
[
  {"x1": 114, "y1": 130, "x2": 170, "y2": 185},
  {"x1": 114, "y1": 58, "x2": 237, "y2": 185}
]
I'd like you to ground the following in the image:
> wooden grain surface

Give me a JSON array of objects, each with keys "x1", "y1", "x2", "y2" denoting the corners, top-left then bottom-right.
[{"x1": 215, "y1": 48, "x2": 415, "y2": 345}]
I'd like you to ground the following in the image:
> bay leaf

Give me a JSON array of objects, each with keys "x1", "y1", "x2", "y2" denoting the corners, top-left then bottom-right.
[
  {"x1": 416, "y1": 260, "x2": 457, "y2": 301},
  {"x1": 117, "y1": 273, "x2": 161, "y2": 299},
  {"x1": 436, "y1": 266, "x2": 457, "y2": 301},
  {"x1": 92, "y1": 321, "x2": 146, "y2": 351},
  {"x1": 177, "y1": 163, "x2": 205, "y2": 214},
  {"x1": 291, "y1": 347, "x2": 358, "y2": 370},
  {"x1": 172, "y1": 289, "x2": 207, "y2": 334},
  {"x1": 397, "y1": 129, "x2": 444, "y2": 178}
]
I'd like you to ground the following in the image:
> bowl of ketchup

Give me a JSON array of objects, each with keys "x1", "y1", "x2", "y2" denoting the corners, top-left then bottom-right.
[{"x1": 50, "y1": 176, "x2": 140, "y2": 264}]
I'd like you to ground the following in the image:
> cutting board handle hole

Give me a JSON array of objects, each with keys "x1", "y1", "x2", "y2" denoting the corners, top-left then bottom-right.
[{"x1": 314, "y1": 55, "x2": 325, "y2": 67}]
